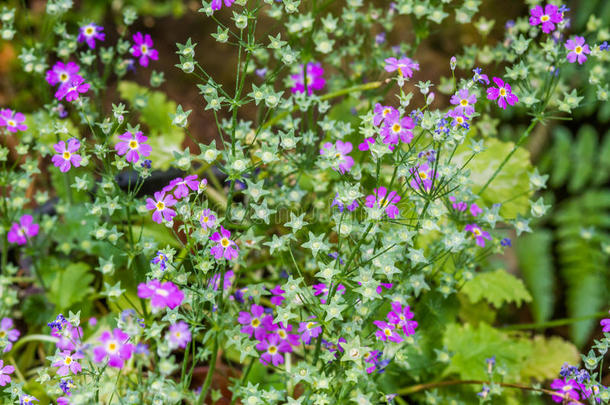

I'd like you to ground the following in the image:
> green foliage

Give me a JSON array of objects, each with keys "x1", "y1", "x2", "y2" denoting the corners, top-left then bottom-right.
[
  {"x1": 520, "y1": 336, "x2": 579, "y2": 380},
  {"x1": 49, "y1": 262, "x2": 94, "y2": 312},
  {"x1": 461, "y1": 269, "x2": 532, "y2": 308}
]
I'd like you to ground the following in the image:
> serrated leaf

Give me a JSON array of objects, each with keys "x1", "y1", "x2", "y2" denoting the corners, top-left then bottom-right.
[
  {"x1": 49, "y1": 262, "x2": 94, "y2": 312},
  {"x1": 461, "y1": 269, "x2": 532, "y2": 308},
  {"x1": 515, "y1": 230, "x2": 555, "y2": 322},
  {"x1": 520, "y1": 336, "x2": 579, "y2": 381}
]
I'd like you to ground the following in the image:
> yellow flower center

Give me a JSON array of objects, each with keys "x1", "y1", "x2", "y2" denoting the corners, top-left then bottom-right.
[
  {"x1": 392, "y1": 123, "x2": 401, "y2": 132},
  {"x1": 60, "y1": 73, "x2": 69, "y2": 82},
  {"x1": 129, "y1": 140, "x2": 138, "y2": 149},
  {"x1": 141, "y1": 45, "x2": 148, "y2": 54},
  {"x1": 251, "y1": 318, "x2": 260, "y2": 328},
  {"x1": 65, "y1": 356, "x2": 72, "y2": 365},
  {"x1": 473, "y1": 228, "x2": 482, "y2": 236},
  {"x1": 384, "y1": 328, "x2": 392, "y2": 336},
  {"x1": 460, "y1": 99, "x2": 468, "y2": 106},
  {"x1": 268, "y1": 345, "x2": 278, "y2": 354},
  {"x1": 456, "y1": 116, "x2": 464, "y2": 124},
  {"x1": 499, "y1": 88, "x2": 507, "y2": 97},
  {"x1": 7, "y1": 120, "x2": 16, "y2": 127},
  {"x1": 202, "y1": 216, "x2": 209, "y2": 223},
  {"x1": 419, "y1": 171, "x2": 427, "y2": 179},
  {"x1": 306, "y1": 322, "x2": 315, "y2": 329},
  {"x1": 156, "y1": 201, "x2": 165, "y2": 210},
  {"x1": 175, "y1": 332, "x2": 181, "y2": 337},
  {"x1": 85, "y1": 27, "x2": 94, "y2": 35},
  {"x1": 279, "y1": 330, "x2": 287, "y2": 339},
  {"x1": 540, "y1": 15, "x2": 550, "y2": 22},
  {"x1": 63, "y1": 151, "x2": 71, "y2": 159},
  {"x1": 383, "y1": 108, "x2": 390, "y2": 116},
  {"x1": 575, "y1": 46, "x2": 582, "y2": 54},
  {"x1": 221, "y1": 238, "x2": 230, "y2": 247},
  {"x1": 107, "y1": 342, "x2": 118, "y2": 352},
  {"x1": 0, "y1": 331, "x2": 5, "y2": 338}
]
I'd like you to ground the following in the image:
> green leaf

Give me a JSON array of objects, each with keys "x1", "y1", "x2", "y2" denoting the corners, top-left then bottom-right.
[
  {"x1": 443, "y1": 323, "x2": 532, "y2": 381},
  {"x1": 461, "y1": 269, "x2": 532, "y2": 308},
  {"x1": 117, "y1": 81, "x2": 185, "y2": 170},
  {"x1": 48, "y1": 262, "x2": 94, "y2": 312},
  {"x1": 568, "y1": 125, "x2": 597, "y2": 192},
  {"x1": 550, "y1": 126, "x2": 572, "y2": 188},
  {"x1": 515, "y1": 230, "x2": 555, "y2": 322},
  {"x1": 520, "y1": 335, "x2": 579, "y2": 381}
]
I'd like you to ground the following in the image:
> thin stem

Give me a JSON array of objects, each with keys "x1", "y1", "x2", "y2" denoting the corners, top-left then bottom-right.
[
  {"x1": 502, "y1": 311, "x2": 609, "y2": 331},
  {"x1": 196, "y1": 335, "x2": 219, "y2": 405}
]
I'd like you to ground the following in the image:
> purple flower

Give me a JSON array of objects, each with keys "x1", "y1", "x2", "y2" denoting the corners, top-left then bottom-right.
[
  {"x1": 238, "y1": 304, "x2": 271, "y2": 341},
  {"x1": 137, "y1": 279, "x2": 184, "y2": 310},
  {"x1": 59, "y1": 378, "x2": 74, "y2": 395},
  {"x1": 380, "y1": 115, "x2": 415, "y2": 145},
  {"x1": 600, "y1": 41, "x2": 609, "y2": 51},
  {"x1": 550, "y1": 378, "x2": 580, "y2": 403},
  {"x1": 331, "y1": 194, "x2": 359, "y2": 212},
  {"x1": 470, "y1": 203, "x2": 482, "y2": 216},
  {"x1": 208, "y1": 270, "x2": 235, "y2": 291},
  {"x1": 374, "y1": 321, "x2": 403, "y2": 343},
  {"x1": 529, "y1": 4, "x2": 563, "y2": 33},
  {"x1": 320, "y1": 140, "x2": 354, "y2": 174},
  {"x1": 298, "y1": 318, "x2": 322, "y2": 344},
  {"x1": 164, "y1": 175, "x2": 199, "y2": 199},
  {"x1": 565, "y1": 36, "x2": 590, "y2": 64},
  {"x1": 446, "y1": 108, "x2": 469, "y2": 128},
  {"x1": 365, "y1": 187, "x2": 401, "y2": 218},
  {"x1": 131, "y1": 32, "x2": 159, "y2": 67},
  {"x1": 93, "y1": 328, "x2": 134, "y2": 369},
  {"x1": 0, "y1": 109, "x2": 27, "y2": 132},
  {"x1": 19, "y1": 395, "x2": 38, "y2": 405},
  {"x1": 7, "y1": 215, "x2": 39, "y2": 246},
  {"x1": 256, "y1": 334, "x2": 291, "y2": 366},
  {"x1": 486, "y1": 77, "x2": 518, "y2": 109},
  {"x1": 168, "y1": 321, "x2": 191, "y2": 349},
  {"x1": 384, "y1": 57, "x2": 419, "y2": 78},
  {"x1": 145, "y1": 191, "x2": 177, "y2": 223},
  {"x1": 375, "y1": 32, "x2": 386, "y2": 44},
  {"x1": 52, "y1": 138, "x2": 82, "y2": 172},
  {"x1": 115, "y1": 131, "x2": 152, "y2": 164},
  {"x1": 52, "y1": 350, "x2": 83, "y2": 376},
  {"x1": 290, "y1": 62, "x2": 326, "y2": 95},
  {"x1": 78, "y1": 23, "x2": 105, "y2": 49},
  {"x1": 210, "y1": 226, "x2": 239, "y2": 261},
  {"x1": 46, "y1": 61, "x2": 81, "y2": 88},
  {"x1": 464, "y1": 223, "x2": 492, "y2": 247},
  {"x1": 409, "y1": 164, "x2": 436, "y2": 192},
  {"x1": 312, "y1": 283, "x2": 345, "y2": 304},
  {"x1": 387, "y1": 301, "x2": 418, "y2": 336},
  {"x1": 151, "y1": 251, "x2": 169, "y2": 270},
  {"x1": 200, "y1": 208, "x2": 217, "y2": 230},
  {"x1": 601, "y1": 316, "x2": 610, "y2": 332},
  {"x1": 55, "y1": 76, "x2": 90, "y2": 102},
  {"x1": 211, "y1": 0, "x2": 235, "y2": 10},
  {"x1": 0, "y1": 360, "x2": 14, "y2": 386},
  {"x1": 450, "y1": 88, "x2": 477, "y2": 116},
  {"x1": 472, "y1": 67, "x2": 490, "y2": 85},
  {"x1": 373, "y1": 104, "x2": 399, "y2": 126},
  {"x1": 501, "y1": 238, "x2": 512, "y2": 247},
  {"x1": 270, "y1": 285, "x2": 286, "y2": 306},
  {"x1": 270, "y1": 322, "x2": 300, "y2": 346}
]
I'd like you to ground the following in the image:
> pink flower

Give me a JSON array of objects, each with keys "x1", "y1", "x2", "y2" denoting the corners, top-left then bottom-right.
[
  {"x1": 384, "y1": 57, "x2": 419, "y2": 78},
  {"x1": 55, "y1": 76, "x2": 90, "y2": 102},
  {"x1": 168, "y1": 321, "x2": 191, "y2": 349},
  {"x1": 46, "y1": 61, "x2": 81, "y2": 87},
  {"x1": 211, "y1": 0, "x2": 235, "y2": 11},
  {"x1": 271, "y1": 322, "x2": 300, "y2": 346},
  {"x1": 410, "y1": 164, "x2": 436, "y2": 192},
  {"x1": 486, "y1": 77, "x2": 518, "y2": 110},
  {"x1": 131, "y1": 32, "x2": 159, "y2": 67},
  {"x1": 208, "y1": 270, "x2": 235, "y2": 291},
  {"x1": 601, "y1": 317, "x2": 610, "y2": 332},
  {"x1": 565, "y1": 36, "x2": 590, "y2": 64},
  {"x1": 137, "y1": 279, "x2": 184, "y2": 310},
  {"x1": 164, "y1": 175, "x2": 199, "y2": 199},
  {"x1": 256, "y1": 334, "x2": 291, "y2": 366},
  {"x1": 270, "y1": 285, "x2": 286, "y2": 306},
  {"x1": 446, "y1": 108, "x2": 469, "y2": 128},
  {"x1": 93, "y1": 328, "x2": 134, "y2": 369},
  {"x1": 7, "y1": 215, "x2": 39, "y2": 246},
  {"x1": 52, "y1": 350, "x2": 84, "y2": 376},
  {"x1": 52, "y1": 138, "x2": 82, "y2": 172},
  {"x1": 387, "y1": 301, "x2": 418, "y2": 336},
  {"x1": 298, "y1": 318, "x2": 322, "y2": 344},
  {"x1": 290, "y1": 62, "x2": 326, "y2": 95},
  {"x1": 0, "y1": 360, "x2": 14, "y2": 386},
  {"x1": 200, "y1": 208, "x2": 217, "y2": 230},
  {"x1": 78, "y1": 23, "x2": 105, "y2": 49},
  {"x1": 380, "y1": 115, "x2": 415, "y2": 145},
  {"x1": 238, "y1": 304, "x2": 271, "y2": 341},
  {"x1": 465, "y1": 223, "x2": 492, "y2": 247},
  {"x1": 210, "y1": 226, "x2": 239, "y2": 261},
  {"x1": 145, "y1": 191, "x2": 177, "y2": 224},
  {"x1": 529, "y1": 4, "x2": 562, "y2": 33},
  {"x1": 312, "y1": 283, "x2": 345, "y2": 304},
  {"x1": 374, "y1": 320, "x2": 403, "y2": 343},
  {"x1": 470, "y1": 203, "x2": 482, "y2": 217},
  {"x1": 373, "y1": 104, "x2": 399, "y2": 126},
  {"x1": 115, "y1": 131, "x2": 151, "y2": 164},
  {"x1": 0, "y1": 109, "x2": 27, "y2": 132},
  {"x1": 320, "y1": 140, "x2": 354, "y2": 174},
  {"x1": 550, "y1": 378, "x2": 580, "y2": 403},
  {"x1": 365, "y1": 186, "x2": 401, "y2": 219},
  {"x1": 450, "y1": 88, "x2": 477, "y2": 116}
]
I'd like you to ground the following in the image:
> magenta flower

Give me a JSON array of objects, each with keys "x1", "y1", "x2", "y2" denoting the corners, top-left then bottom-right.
[
  {"x1": 373, "y1": 321, "x2": 403, "y2": 343},
  {"x1": 209, "y1": 270, "x2": 235, "y2": 291},
  {"x1": 0, "y1": 360, "x2": 14, "y2": 386},
  {"x1": 115, "y1": 131, "x2": 152, "y2": 164},
  {"x1": 0, "y1": 318, "x2": 19, "y2": 352},
  {"x1": 601, "y1": 317, "x2": 610, "y2": 332},
  {"x1": 373, "y1": 104, "x2": 399, "y2": 126},
  {"x1": 290, "y1": 62, "x2": 326, "y2": 95},
  {"x1": 0, "y1": 109, "x2": 27, "y2": 132},
  {"x1": 486, "y1": 77, "x2": 518, "y2": 110},
  {"x1": 164, "y1": 175, "x2": 199, "y2": 199},
  {"x1": 256, "y1": 334, "x2": 291, "y2": 366},
  {"x1": 270, "y1": 285, "x2": 286, "y2": 306},
  {"x1": 131, "y1": 32, "x2": 159, "y2": 67},
  {"x1": 52, "y1": 138, "x2": 82, "y2": 172},
  {"x1": 449, "y1": 196, "x2": 467, "y2": 212},
  {"x1": 168, "y1": 321, "x2": 191, "y2": 349},
  {"x1": 450, "y1": 88, "x2": 477, "y2": 116},
  {"x1": 210, "y1": 226, "x2": 239, "y2": 261},
  {"x1": 46, "y1": 61, "x2": 81, "y2": 87},
  {"x1": 410, "y1": 164, "x2": 436, "y2": 192},
  {"x1": 93, "y1": 328, "x2": 134, "y2": 369},
  {"x1": 550, "y1": 378, "x2": 580, "y2": 403},
  {"x1": 298, "y1": 319, "x2": 322, "y2": 344},
  {"x1": 52, "y1": 350, "x2": 83, "y2": 376},
  {"x1": 55, "y1": 76, "x2": 90, "y2": 102},
  {"x1": 200, "y1": 208, "x2": 217, "y2": 230},
  {"x1": 380, "y1": 115, "x2": 415, "y2": 145},
  {"x1": 320, "y1": 140, "x2": 354, "y2": 174},
  {"x1": 7, "y1": 215, "x2": 39, "y2": 246},
  {"x1": 78, "y1": 23, "x2": 105, "y2": 49},
  {"x1": 364, "y1": 350, "x2": 382, "y2": 374},
  {"x1": 470, "y1": 203, "x2": 482, "y2": 217},
  {"x1": 331, "y1": 194, "x2": 359, "y2": 212},
  {"x1": 384, "y1": 57, "x2": 419, "y2": 78},
  {"x1": 146, "y1": 192, "x2": 177, "y2": 223},
  {"x1": 271, "y1": 322, "x2": 300, "y2": 346},
  {"x1": 312, "y1": 283, "x2": 345, "y2": 304},
  {"x1": 211, "y1": 0, "x2": 235, "y2": 10},
  {"x1": 137, "y1": 279, "x2": 184, "y2": 310},
  {"x1": 465, "y1": 224, "x2": 492, "y2": 247},
  {"x1": 565, "y1": 36, "x2": 591, "y2": 64},
  {"x1": 529, "y1": 4, "x2": 562, "y2": 33},
  {"x1": 387, "y1": 302, "x2": 418, "y2": 336},
  {"x1": 446, "y1": 108, "x2": 469, "y2": 128},
  {"x1": 19, "y1": 395, "x2": 38, "y2": 404},
  {"x1": 238, "y1": 304, "x2": 271, "y2": 341},
  {"x1": 365, "y1": 187, "x2": 401, "y2": 219}
]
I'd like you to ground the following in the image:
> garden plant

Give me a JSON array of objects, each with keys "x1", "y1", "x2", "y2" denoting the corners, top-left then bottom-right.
[{"x1": 0, "y1": 0, "x2": 609, "y2": 404}]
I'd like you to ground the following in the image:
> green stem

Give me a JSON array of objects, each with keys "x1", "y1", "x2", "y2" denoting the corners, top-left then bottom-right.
[
  {"x1": 196, "y1": 335, "x2": 219, "y2": 405},
  {"x1": 502, "y1": 311, "x2": 609, "y2": 331}
]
